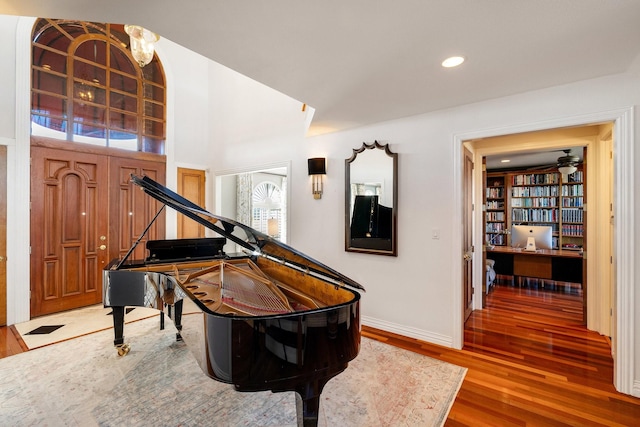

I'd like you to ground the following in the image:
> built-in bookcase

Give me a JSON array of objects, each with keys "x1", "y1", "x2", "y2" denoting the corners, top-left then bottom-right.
[
  {"x1": 560, "y1": 171, "x2": 584, "y2": 248},
  {"x1": 485, "y1": 169, "x2": 584, "y2": 250},
  {"x1": 485, "y1": 174, "x2": 507, "y2": 246},
  {"x1": 510, "y1": 172, "x2": 560, "y2": 248}
]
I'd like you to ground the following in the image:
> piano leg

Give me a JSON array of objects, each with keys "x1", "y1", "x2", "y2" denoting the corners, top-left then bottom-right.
[
  {"x1": 111, "y1": 306, "x2": 130, "y2": 356},
  {"x1": 295, "y1": 379, "x2": 329, "y2": 427},
  {"x1": 173, "y1": 299, "x2": 183, "y2": 341}
]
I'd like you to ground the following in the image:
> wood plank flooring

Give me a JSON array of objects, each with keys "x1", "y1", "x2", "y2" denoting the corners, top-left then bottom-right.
[
  {"x1": 2, "y1": 285, "x2": 640, "y2": 425},
  {"x1": 363, "y1": 284, "x2": 640, "y2": 426},
  {"x1": 0, "y1": 325, "x2": 27, "y2": 358}
]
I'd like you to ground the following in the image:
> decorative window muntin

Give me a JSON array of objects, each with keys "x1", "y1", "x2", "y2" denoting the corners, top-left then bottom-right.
[{"x1": 31, "y1": 19, "x2": 166, "y2": 153}]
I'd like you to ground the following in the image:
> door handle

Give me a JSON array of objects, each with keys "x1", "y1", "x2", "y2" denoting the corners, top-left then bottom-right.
[
  {"x1": 463, "y1": 253, "x2": 472, "y2": 261},
  {"x1": 0, "y1": 255, "x2": 5, "y2": 262},
  {"x1": 99, "y1": 245, "x2": 107, "y2": 250}
]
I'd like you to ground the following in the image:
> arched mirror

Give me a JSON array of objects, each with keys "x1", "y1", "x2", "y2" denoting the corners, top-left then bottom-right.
[{"x1": 345, "y1": 141, "x2": 398, "y2": 256}]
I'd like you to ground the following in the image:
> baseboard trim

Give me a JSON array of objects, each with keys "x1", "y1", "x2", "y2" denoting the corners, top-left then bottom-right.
[{"x1": 362, "y1": 316, "x2": 453, "y2": 348}]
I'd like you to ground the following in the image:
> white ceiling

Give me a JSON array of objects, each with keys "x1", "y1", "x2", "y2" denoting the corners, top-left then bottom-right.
[{"x1": 2, "y1": 1, "x2": 640, "y2": 135}]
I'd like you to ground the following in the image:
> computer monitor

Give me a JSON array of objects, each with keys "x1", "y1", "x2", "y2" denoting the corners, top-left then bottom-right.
[{"x1": 511, "y1": 225, "x2": 553, "y2": 250}]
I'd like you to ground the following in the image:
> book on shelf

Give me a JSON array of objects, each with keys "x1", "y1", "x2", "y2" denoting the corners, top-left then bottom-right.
[{"x1": 511, "y1": 173, "x2": 559, "y2": 186}]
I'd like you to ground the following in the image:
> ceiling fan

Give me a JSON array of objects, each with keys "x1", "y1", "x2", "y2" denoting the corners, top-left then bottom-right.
[{"x1": 556, "y1": 149, "x2": 581, "y2": 179}]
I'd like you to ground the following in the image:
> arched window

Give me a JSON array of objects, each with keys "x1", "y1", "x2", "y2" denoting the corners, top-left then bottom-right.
[{"x1": 30, "y1": 19, "x2": 166, "y2": 153}]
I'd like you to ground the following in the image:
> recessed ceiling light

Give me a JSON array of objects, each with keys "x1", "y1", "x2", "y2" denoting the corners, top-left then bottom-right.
[
  {"x1": 501, "y1": 159, "x2": 511, "y2": 163},
  {"x1": 442, "y1": 56, "x2": 465, "y2": 68}
]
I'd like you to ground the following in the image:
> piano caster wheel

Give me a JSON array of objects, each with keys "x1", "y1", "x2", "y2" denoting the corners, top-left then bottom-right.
[
  {"x1": 116, "y1": 343, "x2": 130, "y2": 357},
  {"x1": 176, "y1": 333, "x2": 183, "y2": 342}
]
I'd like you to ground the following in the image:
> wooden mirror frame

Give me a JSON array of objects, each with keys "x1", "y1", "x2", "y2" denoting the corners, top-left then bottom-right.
[{"x1": 345, "y1": 141, "x2": 398, "y2": 256}]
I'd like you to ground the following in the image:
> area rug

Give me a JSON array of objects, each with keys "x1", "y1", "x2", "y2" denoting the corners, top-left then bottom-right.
[{"x1": 2, "y1": 316, "x2": 466, "y2": 426}]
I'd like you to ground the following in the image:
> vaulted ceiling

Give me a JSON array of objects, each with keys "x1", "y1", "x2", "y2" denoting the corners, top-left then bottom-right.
[{"x1": 2, "y1": 1, "x2": 640, "y2": 135}]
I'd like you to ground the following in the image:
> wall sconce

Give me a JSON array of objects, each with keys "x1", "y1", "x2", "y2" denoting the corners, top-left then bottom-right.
[
  {"x1": 124, "y1": 25, "x2": 160, "y2": 68},
  {"x1": 308, "y1": 157, "x2": 326, "y2": 199}
]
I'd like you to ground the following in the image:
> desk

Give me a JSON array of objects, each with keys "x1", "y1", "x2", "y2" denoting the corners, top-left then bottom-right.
[{"x1": 487, "y1": 246, "x2": 583, "y2": 284}]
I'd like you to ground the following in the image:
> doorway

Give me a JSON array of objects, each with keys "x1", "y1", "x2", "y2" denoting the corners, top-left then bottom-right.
[
  {"x1": 177, "y1": 167, "x2": 206, "y2": 239},
  {"x1": 470, "y1": 125, "x2": 612, "y2": 333},
  {"x1": 216, "y1": 163, "x2": 290, "y2": 244},
  {"x1": 30, "y1": 141, "x2": 166, "y2": 317},
  {"x1": 456, "y1": 113, "x2": 636, "y2": 394}
]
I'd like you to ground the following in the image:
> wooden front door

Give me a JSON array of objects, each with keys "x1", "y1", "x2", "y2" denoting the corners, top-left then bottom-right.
[
  {"x1": 31, "y1": 143, "x2": 165, "y2": 317},
  {"x1": 177, "y1": 167, "x2": 206, "y2": 238},
  {"x1": 0, "y1": 145, "x2": 6, "y2": 326},
  {"x1": 463, "y1": 146, "x2": 474, "y2": 321},
  {"x1": 109, "y1": 157, "x2": 166, "y2": 262},
  {"x1": 31, "y1": 146, "x2": 109, "y2": 316}
]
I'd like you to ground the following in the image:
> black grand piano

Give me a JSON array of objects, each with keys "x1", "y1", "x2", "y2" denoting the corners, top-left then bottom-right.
[{"x1": 103, "y1": 175, "x2": 364, "y2": 426}]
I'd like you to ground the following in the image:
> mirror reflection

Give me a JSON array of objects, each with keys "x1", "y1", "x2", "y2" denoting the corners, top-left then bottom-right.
[{"x1": 345, "y1": 141, "x2": 398, "y2": 256}]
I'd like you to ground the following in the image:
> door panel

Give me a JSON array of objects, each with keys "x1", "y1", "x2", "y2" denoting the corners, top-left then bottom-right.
[
  {"x1": 31, "y1": 146, "x2": 109, "y2": 316},
  {"x1": 109, "y1": 157, "x2": 166, "y2": 262},
  {"x1": 463, "y1": 147, "x2": 474, "y2": 321},
  {"x1": 177, "y1": 167, "x2": 206, "y2": 238},
  {"x1": 31, "y1": 145, "x2": 165, "y2": 317}
]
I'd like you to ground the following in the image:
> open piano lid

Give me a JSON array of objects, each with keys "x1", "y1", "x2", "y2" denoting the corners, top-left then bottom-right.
[{"x1": 131, "y1": 175, "x2": 364, "y2": 292}]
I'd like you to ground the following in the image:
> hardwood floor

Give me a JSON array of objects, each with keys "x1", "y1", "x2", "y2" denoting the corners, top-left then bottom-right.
[
  {"x1": 1, "y1": 285, "x2": 639, "y2": 426},
  {"x1": 363, "y1": 284, "x2": 640, "y2": 427},
  {"x1": 0, "y1": 325, "x2": 27, "y2": 358}
]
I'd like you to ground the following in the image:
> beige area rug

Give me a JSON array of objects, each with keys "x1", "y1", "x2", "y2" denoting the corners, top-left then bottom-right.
[{"x1": 4, "y1": 311, "x2": 466, "y2": 427}]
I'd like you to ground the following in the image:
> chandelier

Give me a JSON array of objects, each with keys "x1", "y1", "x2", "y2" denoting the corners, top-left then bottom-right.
[{"x1": 124, "y1": 25, "x2": 159, "y2": 68}]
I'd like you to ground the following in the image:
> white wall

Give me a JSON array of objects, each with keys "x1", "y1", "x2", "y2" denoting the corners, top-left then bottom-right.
[
  {"x1": 214, "y1": 71, "x2": 640, "y2": 396},
  {"x1": 207, "y1": 58, "x2": 312, "y2": 172},
  {"x1": 0, "y1": 16, "x2": 17, "y2": 139}
]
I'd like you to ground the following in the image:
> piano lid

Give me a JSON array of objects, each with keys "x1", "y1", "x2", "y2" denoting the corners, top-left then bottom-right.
[{"x1": 131, "y1": 175, "x2": 364, "y2": 291}]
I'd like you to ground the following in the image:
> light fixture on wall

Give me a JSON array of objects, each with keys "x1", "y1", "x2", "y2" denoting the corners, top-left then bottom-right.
[
  {"x1": 308, "y1": 157, "x2": 326, "y2": 199},
  {"x1": 557, "y1": 149, "x2": 579, "y2": 181},
  {"x1": 124, "y1": 25, "x2": 159, "y2": 68}
]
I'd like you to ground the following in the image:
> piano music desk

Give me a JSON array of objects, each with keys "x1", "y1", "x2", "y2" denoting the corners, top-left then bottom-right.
[{"x1": 486, "y1": 246, "x2": 583, "y2": 285}]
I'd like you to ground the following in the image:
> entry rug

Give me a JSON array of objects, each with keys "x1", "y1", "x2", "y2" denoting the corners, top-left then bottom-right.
[
  {"x1": 0, "y1": 317, "x2": 466, "y2": 426},
  {"x1": 13, "y1": 304, "x2": 159, "y2": 349},
  {"x1": 14, "y1": 300, "x2": 202, "y2": 350}
]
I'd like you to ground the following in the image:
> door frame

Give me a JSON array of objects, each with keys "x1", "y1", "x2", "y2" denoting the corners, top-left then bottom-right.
[
  {"x1": 452, "y1": 107, "x2": 635, "y2": 396},
  {"x1": 0, "y1": 145, "x2": 6, "y2": 326}
]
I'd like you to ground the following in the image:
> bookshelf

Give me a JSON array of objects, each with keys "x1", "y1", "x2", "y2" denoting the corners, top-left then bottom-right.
[
  {"x1": 484, "y1": 169, "x2": 584, "y2": 250},
  {"x1": 510, "y1": 172, "x2": 560, "y2": 249},
  {"x1": 560, "y1": 170, "x2": 584, "y2": 248},
  {"x1": 485, "y1": 174, "x2": 507, "y2": 246}
]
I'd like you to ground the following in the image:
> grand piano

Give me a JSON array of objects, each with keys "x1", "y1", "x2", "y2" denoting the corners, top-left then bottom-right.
[{"x1": 103, "y1": 175, "x2": 364, "y2": 426}]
